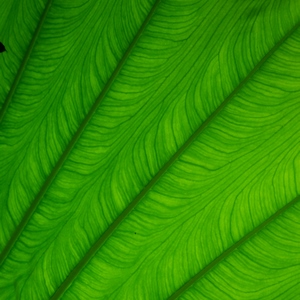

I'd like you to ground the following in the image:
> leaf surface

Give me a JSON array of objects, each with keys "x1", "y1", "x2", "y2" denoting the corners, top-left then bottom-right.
[{"x1": 0, "y1": 0, "x2": 300, "y2": 299}]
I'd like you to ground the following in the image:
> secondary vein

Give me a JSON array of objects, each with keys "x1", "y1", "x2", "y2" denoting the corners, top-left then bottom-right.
[
  {"x1": 50, "y1": 18, "x2": 300, "y2": 300},
  {"x1": 168, "y1": 194, "x2": 300, "y2": 299},
  {"x1": 0, "y1": 0, "x2": 53, "y2": 123}
]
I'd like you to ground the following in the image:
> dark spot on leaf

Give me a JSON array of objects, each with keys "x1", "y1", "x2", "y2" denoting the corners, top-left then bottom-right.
[
  {"x1": 0, "y1": 42, "x2": 6, "y2": 53},
  {"x1": 135, "y1": 232, "x2": 136, "y2": 234}
]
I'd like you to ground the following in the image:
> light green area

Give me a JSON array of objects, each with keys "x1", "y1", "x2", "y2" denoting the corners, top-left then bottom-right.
[{"x1": 0, "y1": 0, "x2": 299, "y2": 299}]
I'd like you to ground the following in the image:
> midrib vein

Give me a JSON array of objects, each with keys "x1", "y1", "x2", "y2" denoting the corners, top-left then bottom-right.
[
  {"x1": 0, "y1": 0, "x2": 161, "y2": 265},
  {"x1": 168, "y1": 195, "x2": 300, "y2": 299},
  {"x1": 50, "y1": 20, "x2": 300, "y2": 299},
  {"x1": 0, "y1": 0, "x2": 53, "y2": 123}
]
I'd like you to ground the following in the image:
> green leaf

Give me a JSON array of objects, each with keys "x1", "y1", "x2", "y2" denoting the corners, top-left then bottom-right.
[{"x1": 0, "y1": 0, "x2": 300, "y2": 299}]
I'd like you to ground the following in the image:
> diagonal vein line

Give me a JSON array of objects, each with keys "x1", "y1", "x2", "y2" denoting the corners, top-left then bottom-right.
[
  {"x1": 0, "y1": 0, "x2": 53, "y2": 123},
  {"x1": 50, "y1": 19, "x2": 300, "y2": 299},
  {"x1": 168, "y1": 195, "x2": 300, "y2": 299},
  {"x1": 0, "y1": 0, "x2": 161, "y2": 267}
]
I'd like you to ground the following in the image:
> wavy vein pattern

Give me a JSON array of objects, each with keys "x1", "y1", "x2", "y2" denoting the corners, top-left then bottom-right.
[
  {"x1": 0, "y1": 0, "x2": 48, "y2": 109},
  {"x1": 0, "y1": 0, "x2": 299, "y2": 299},
  {"x1": 62, "y1": 25, "x2": 300, "y2": 298},
  {"x1": 0, "y1": 0, "x2": 156, "y2": 252},
  {"x1": 180, "y1": 201, "x2": 300, "y2": 299}
]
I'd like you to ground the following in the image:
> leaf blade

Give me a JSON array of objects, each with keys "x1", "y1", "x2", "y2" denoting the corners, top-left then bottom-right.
[
  {"x1": 0, "y1": 0, "x2": 157, "y2": 254},
  {"x1": 52, "y1": 16, "x2": 300, "y2": 300},
  {"x1": 169, "y1": 195, "x2": 300, "y2": 299},
  {"x1": 0, "y1": 0, "x2": 161, "y2": 268},
  {"x1": 179, "y1": 200, "x2": 300, "y2": 299},
  {"x1": 61, "y1": 22, "x2": 300, "y2": 297},
  {"x1": 0, "y1": 0, "x2": 52, "y2": 122},
  {"x1": 0, "y1": 0, "x2": 49, "y2": 110},
  {"x1": 0, "y1": 0, "x2": 300, "y2": 299}
]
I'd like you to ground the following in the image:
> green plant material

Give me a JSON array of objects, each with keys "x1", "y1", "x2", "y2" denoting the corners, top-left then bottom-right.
[{"x1": 0, "y1": 0, "x2": 300, "y2": 299}]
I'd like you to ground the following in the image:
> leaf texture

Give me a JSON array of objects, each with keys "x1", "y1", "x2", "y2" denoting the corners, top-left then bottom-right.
[
  {"x1": 0, "y1": 0, "x2": 48, "y2": 112},
  {"x1": 178, "y1": 200, "x2": 300, "y2": 299},
  {"x1": 0, "y1": 0, "x2": 300, "y2": 299}
]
